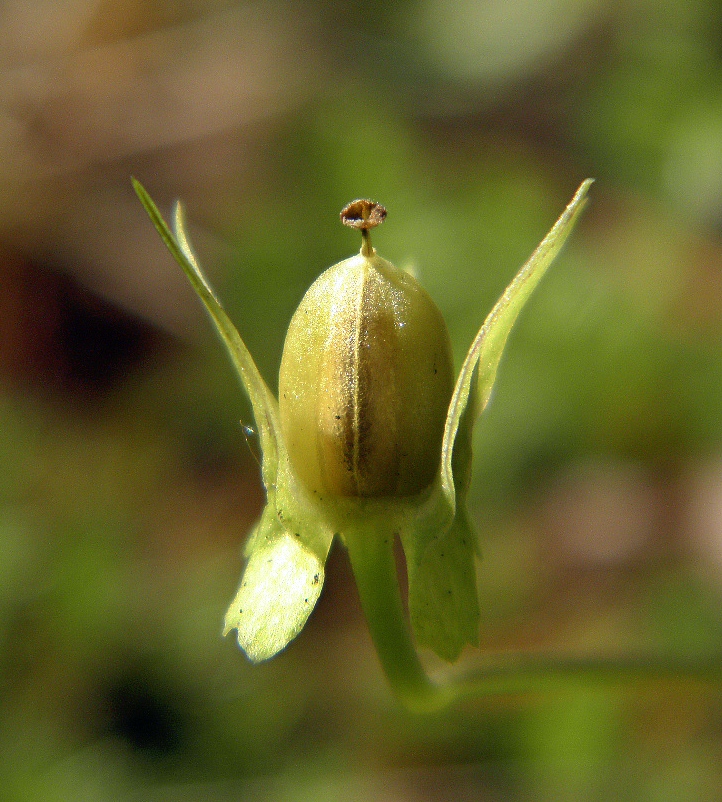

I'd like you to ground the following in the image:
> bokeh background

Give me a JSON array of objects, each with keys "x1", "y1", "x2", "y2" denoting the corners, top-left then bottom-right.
[{"x1": 2, "y1": 0, "x2": 722, "y2": 799}]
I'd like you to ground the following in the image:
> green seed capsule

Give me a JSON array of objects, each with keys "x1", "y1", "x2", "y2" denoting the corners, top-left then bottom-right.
[{"x1": 279, "y1": 200, "x2": 454, "y2": 498}]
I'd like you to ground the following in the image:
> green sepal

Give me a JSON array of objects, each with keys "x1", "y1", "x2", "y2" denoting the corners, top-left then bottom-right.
[
  {"x1": 227, "y1": 465, "x2": 334, "y2": 660},
  {"x1": 134, "y1": 179, "x2": 332, "y2": 660},
  {"x1": 223, "y1": 500, "x2": 325, "y2": 663},
  {"x1": 440, "y1": 179, "x2": 593, "y2": 515},
  {"x1": 132, "y1": 178, "x2": 281, "y2": 491},
  {"x1": 404, "y1": 180, "x2": 593, "y2": 662},
  {"x1": 405, "y1": 507, "x2": 479, "y2": 662}
]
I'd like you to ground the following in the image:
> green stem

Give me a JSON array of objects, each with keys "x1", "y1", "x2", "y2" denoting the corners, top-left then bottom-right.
[
  {"x1": 446, "y1": 652, "x2": 722, "y2": 702},
  {"x1": 345, "y1": 532, "x2": 722, "y2": 713},
  {"x1": 344, "y1": 530, "x2": 450, "y2": 712}
]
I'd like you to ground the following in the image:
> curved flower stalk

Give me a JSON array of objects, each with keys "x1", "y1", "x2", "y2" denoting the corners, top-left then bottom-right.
[{"x1": 134, "y1": 179, "x2": 720, "y2": 711}]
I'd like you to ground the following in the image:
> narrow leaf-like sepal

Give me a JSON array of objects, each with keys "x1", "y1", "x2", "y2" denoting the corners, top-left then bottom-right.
[
  {"x1": 134, "y1": 179, "x2": 330, "y2": 661},
  {"x1": 406, "y1": 180, "x2": 592, "y2": 661},
  {"x1": 440, "y1": 179, "x2": 593, "y2": 514},
  {"x1": 132, "y1": 178, "x2": 281, "y2": 490}
]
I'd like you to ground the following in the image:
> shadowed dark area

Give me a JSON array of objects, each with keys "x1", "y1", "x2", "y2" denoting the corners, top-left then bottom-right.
[
  {"x1": 0, "y1": 256, "x2": 171, "y2": 402},
  {"x1": 103, "y1": 667, "x2": 188, "y2": 757}
]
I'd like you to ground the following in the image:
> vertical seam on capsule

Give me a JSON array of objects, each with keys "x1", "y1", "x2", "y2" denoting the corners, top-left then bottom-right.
[{"x1": 351, "y1": 262, "x2": 365, "y2": 492}]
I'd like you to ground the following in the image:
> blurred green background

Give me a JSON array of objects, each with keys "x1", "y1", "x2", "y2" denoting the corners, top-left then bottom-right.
[{"x1": 2, "y1": 0, "x2": 722, "y2": 799}]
